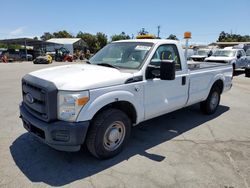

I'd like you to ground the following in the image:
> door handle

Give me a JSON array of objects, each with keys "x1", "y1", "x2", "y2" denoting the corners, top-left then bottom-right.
[{"x1": 182, "y1": 76, "x2": 186, "y2": 85}]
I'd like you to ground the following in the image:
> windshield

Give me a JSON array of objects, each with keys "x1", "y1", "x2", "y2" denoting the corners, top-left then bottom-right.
[
  {"x1": 212, "y1": 50, "x2": 236, "y2": 57},
  {"x1": 90, "y1": 42, "x2": 153, "y2": 69},
  {"x1": 197, "y1": 50, "x2": 208, "y2": 56}
]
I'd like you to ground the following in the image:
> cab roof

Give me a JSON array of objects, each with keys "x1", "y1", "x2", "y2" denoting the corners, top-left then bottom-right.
[{"x1": 112, "y1": 39, "x2": 179, "y2": 45}]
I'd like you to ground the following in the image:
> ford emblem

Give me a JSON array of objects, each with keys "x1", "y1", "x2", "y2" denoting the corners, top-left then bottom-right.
[{"x1": 26, "y1": 93, "x2": 34, "y2": 104}]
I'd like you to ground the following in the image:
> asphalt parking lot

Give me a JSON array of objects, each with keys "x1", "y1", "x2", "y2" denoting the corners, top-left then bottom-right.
[{"x1": 0, "y1": 61, "x2": 250, "y2": 188}]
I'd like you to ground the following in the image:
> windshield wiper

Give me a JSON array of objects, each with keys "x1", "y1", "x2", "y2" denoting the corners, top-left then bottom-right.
[{"x1": 96, "y1": 63, "x2": 119, "y2": 69}]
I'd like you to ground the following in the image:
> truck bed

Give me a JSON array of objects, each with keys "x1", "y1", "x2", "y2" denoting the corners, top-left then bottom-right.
[
  {"x1": 187, "y1": 61, "x2": 229, "y2": 71},
  {"x1": 185, "y1": 61, "x2": 232, "y2": 107}
]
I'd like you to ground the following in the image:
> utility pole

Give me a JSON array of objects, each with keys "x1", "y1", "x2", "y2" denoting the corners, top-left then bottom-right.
[{"x1": 157, "y1": 25, "x2": 161, "y2": 38}]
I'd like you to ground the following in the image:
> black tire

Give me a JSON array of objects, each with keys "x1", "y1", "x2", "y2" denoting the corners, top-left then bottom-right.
[
  {"x1": 245, "y1": 68, "x2": 250, "y2": 77},
  {"x1": 86, "y1": 108, "x2": 131, "y2": 159},
  {"x1": 200, "y1": 86, "x2": 221, "y2": 115},
  {"x1": 55, "y1": 57, "x2": 61, "y2": 62}
]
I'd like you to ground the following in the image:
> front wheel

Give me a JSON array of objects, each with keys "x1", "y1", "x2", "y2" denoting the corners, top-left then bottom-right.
[
  {"x1": 200, "y1": 86, "x2": 221, "y2": 115},
  {"x1": 86, "y1": 108, "x2": 131, "y2": 159}
]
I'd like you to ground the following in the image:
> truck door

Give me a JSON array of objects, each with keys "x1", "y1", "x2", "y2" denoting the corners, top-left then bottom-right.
[
  {"x1": 144, "y1": 44, "x2": 189, "y2": 120},
  {"x1": 240, "y1": 50, "x2": 247, "y2": 68},
  {"x1": 236, "y1": 50, "x2": 246, "y2": 68}
]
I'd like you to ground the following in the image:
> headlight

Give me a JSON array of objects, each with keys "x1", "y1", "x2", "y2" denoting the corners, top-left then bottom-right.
[{"x1": 58, "y1": 91, "x2": 89, "y2": 122}]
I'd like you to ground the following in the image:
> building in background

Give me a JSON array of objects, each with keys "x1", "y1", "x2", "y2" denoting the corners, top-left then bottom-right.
[
  {"x1": 0, "y1": 38, "x2": 58, "y2": 60},
  {"x1": 46, "y1": 38, "x2": 87, "y2": 54},
  {"x1": 216, "y1": 42, "x2": 250, "y2": 51}
]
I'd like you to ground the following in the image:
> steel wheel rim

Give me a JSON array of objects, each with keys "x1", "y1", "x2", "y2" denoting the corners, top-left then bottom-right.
[
  {"x1": 103, "y1": 121, "x2": 126, "y2": 151},
  {"x1": 210, "y1": 92, "x2": 219, "y2": 110}
]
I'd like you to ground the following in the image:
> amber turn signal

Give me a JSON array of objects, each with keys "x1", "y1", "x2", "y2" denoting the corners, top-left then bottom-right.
[{"x1": 77, "y1": 97, "x2": 89, "y2": 106}]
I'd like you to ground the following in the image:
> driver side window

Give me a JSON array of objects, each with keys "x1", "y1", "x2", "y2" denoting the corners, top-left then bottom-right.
[{"x1": 150, "y1": 44, "x2": 181, "y2": 70}]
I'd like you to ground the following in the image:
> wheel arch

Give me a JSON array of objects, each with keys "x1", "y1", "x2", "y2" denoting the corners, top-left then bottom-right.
[
  {"x1": 203, "y1": 78, "x2": 224, "y2": 101},
  {"x1": 91, "y1": 101, "x2": 137, "y2": 124},
  {"x1": 211, "y1": 79, "x2": 224, "y2": 94},
  {"x1": 77, "y1": 90, "x2": 142, "y2": 124}
]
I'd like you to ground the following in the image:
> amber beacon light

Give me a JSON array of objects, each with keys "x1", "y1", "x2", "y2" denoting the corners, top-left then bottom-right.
[{"x1": 184, "y1": 32, "x2": 192, "y2": 39}]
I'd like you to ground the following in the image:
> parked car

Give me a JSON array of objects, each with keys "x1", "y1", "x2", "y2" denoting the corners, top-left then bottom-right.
[
  {"x1": 246, "y1": 49, "x2": 250, "y2": 62},
  {"x1": 19, "y1": 39, "x2": 233, "y2": 159},
  {"x1": 1, "y1": 49, "x2": 33, "y2": 62},
  {"x1": 33, "y1": 55, "x2": 52, "y2": 64},
  {"x1": 1, "y1": 49, "x2": 20, "y2": 62},
  {"x1": 20, "y1": 52, "x2": 33, "y2": 61},
  {"x1": 205, "y1": 49, "x2": 248, "y2": 71},
  {"x1": 191, "y1": 49, "x2": 213, "y2": 61},
  {"x1": 245, "y1": 49, "x2": 250, "y2": 77},
  {"x1": 233, "y1": 44, "x2": 250, "y2": 52}
]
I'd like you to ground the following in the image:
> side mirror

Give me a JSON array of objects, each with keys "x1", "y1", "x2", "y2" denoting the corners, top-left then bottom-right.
[
  {"x1": 237, "y1": 54, "x2": 241, "y2": 59},
  {"x1": 160, "y1": 60, "x2": 175, "y2": 80}
]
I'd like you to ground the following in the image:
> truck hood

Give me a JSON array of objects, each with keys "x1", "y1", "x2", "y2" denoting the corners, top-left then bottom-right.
[
  {"x1": 205, "y1": 56, "x2": 235, "y2": 61},
  {"x1": 29, "y1": 64, "x2": 133, "y2": 91}
]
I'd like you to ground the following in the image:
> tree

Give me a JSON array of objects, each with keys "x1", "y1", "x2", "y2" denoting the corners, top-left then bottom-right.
[
  {"x1": 0, "y1": 43, "x2": 7, "y2": 48},
  {"x1": 138, "y1": 28, "x2": 148, "y2": 35},
  {"x1": 33, "y1": 36, "x2": 39, "y2": 40},
  {"x1": 53, "y1": 30, "x2": 73, "y2": 38},
  {"x1": 96, "y1": 32, "x2": 107, "y2": 50},
  {"x1": 217, "y1": 31, "x2": 250, "y2": 42},
  {"x1": 40, "y1": 30, "x2": 73, "y2": 41},
  {"x1": 167, "y1": 34, "x2": 179, "y2": 40},
  {"x1": 218, "y1": 31, "x2": 227, "y2": 42},
  {"x1": 0, "y1": 43, "x2": 21, "y2": 49},
  {"x1": 77, "y1": 31, "x2": 97, "y2": 52},
  {"x1": 111, "y1": 32, "x2": 130, "y2": 41},
  {"x1": 40, "y1": 32, "x2": 54, "y2": 41}
]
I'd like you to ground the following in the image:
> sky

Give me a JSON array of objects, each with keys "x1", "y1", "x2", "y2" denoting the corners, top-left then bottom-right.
[{"x1": 0, "y1": 0, "x2": 250, "y2": 44}]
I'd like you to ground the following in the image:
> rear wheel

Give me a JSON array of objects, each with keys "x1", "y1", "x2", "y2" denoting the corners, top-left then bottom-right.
[
  {"x1": 200, "y1": 86, "x2": 221, "y2": 115},
  {"x1": 86, "y1": 108, "x2": 131, "y2": 159}
]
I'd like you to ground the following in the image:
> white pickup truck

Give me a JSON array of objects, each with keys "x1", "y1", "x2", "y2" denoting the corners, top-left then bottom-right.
[
  {"x1": 19, "y1": 39, "x2": 233, "y2": 159},
  {"x1": 205, "y1": 48, "x2": 248, "y2": 71},
  {"x1": 191, "y1": 49, "x2": 213, "y2": 62}
]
